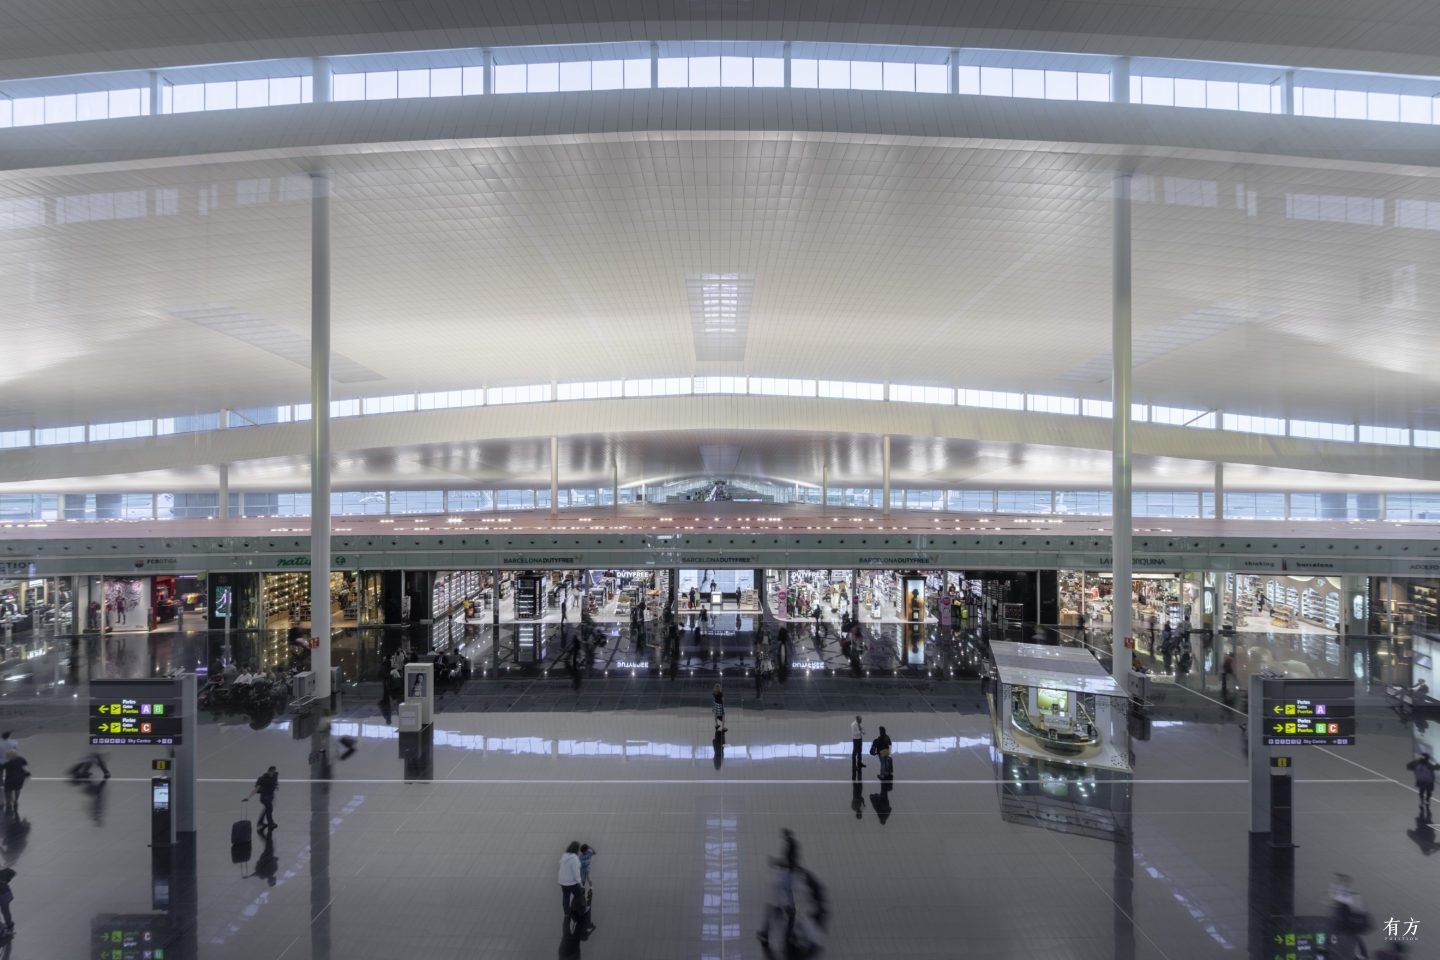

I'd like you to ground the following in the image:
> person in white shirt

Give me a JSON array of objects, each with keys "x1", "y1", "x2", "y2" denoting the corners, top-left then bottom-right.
[
  {"x1": 850, "y1": 716, "x2": 865, "y2": 774},
  {"x1": 558, "y1": 841, "x2": 583, "y2": 919}
]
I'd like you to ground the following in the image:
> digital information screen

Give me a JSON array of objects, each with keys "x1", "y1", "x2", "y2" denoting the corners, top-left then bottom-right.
[
  {"x1": 89, "y1": 679, "x2": 182, "y2": 746},
  {"x1": 1262, "y1": 679, "x2": 1355, "y2": 747}
]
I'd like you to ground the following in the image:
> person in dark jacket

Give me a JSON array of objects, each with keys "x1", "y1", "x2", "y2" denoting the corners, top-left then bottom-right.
[
  {"x1": 246, "y1": 766, "x2": 279, "y2": 831},
  {"x1": 1, "y1": 752, "x2": 29, "y2": 813},
  {"x1": 0, "y1": 866, "x2": 15, "y2": 934},
  {"x1": 1407, "y1": 752, "x2": 1438, "y2": 815},
  {"x1": 870, "y1": 727, "x2": 893, "y2": 780},
  {"x1": 712, "y1": 684, "x2": 727, "y2": 734}
]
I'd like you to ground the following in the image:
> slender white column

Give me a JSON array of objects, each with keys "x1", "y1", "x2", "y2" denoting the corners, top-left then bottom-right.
[
  {"x1": 1112, "y1": 172, "x2": 1133, "y2": 689},
  {"x1": 882, "y1": 435, "x2": 891, "y2": 515},
  {"x1": 310, "y1": 172, "x2": 332, "y2": 698},
  {"x1": 550, "y1": 436, "x2": 560, "y2": 516},
  {"x1": 1214, "y1": 461, "x2": 1224, "y2": 520},
  {"x1": 312, "y1": 59, "x2": 332, "y2": 104},
  {"x1": 148, "y1": 71, "x2": 163, "y2": 115},
  {"x1": 821, "y1": 462, "x2": 828, "y2": 508},
  {"x1": 218, "y1": 464, "x2": 229, "y2": 519},
  {"x1": 1110, "y1": 58, "x2": 1131, "y2": 104}
]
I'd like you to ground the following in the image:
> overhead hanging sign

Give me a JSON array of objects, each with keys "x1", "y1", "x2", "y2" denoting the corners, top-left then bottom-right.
[
  {"x1": 1260, "y1": 678, "x2": 1355, "y2": 747},
  {"x1": 89, "y1": 679, "x2": 183, "y2": 746}
]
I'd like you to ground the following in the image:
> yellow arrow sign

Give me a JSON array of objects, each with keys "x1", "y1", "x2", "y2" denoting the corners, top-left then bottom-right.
[
  {"x1": 1271, "y1": 722, "x2": 1285, "y2": 732},
  {"x1": 1272, "y1": 705, "x2": 1283, "y2": 714}
]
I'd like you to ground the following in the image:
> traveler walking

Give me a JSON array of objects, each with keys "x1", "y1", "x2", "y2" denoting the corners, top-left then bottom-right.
[
  {"x1": 1329, "y1": 873, "x2": 1372, "y2": 958},
  {"x1": 712, "y1": 683, "x2": 728, "y2": 734},
  {"x1": 558, "y1": 841, "x2": 584, "y2": 919},
  {"x1": 850, "y1": 716, "x2": 866, "y2": 773},
  {"x1": 577, "y1": 843, "x2": 597, "y2": 934},
  {"x1": 245, "y1": 766, "x2": 279, "y2": 831},
  {"x1": 755, "y1": 856, "x2": 796, "y2": 951},
  {"x1": 870, "y1": 726, "x2": 893, "y2": 780},
  {"x1": 1406, "y1": 752, "x2": 1437, "y2": 816},
  {"x1": 0, "y1": 866, "x2": 15, "y2": 935},
  {"x1": 0, "y1": 753, "x2": 28, "y2": 813},
  {"x1": 1221, "y1": 652, "x2": 1236, "y2": 696}
]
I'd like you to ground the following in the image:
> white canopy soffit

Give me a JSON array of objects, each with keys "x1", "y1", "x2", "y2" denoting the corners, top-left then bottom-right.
[{"x1": 11, "y1": 0, "x2": 1440, "y2": 80}]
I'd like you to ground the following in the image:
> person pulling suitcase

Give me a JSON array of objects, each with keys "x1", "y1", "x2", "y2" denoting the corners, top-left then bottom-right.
[{"x1": 245, "y1": 766, "x2": 279, "y2": 831}]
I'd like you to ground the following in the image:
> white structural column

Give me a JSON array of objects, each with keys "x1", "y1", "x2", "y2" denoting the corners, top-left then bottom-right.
[
  {"x1": 312, "y1": 58, "x2": 332, "y2": 103},
  {"x1": 821, "y1": 462, "x2": 828, "y2": 508},
  {"x1": 882, "y1": 436, "x2": 891, "y2": 515},
  {"x1": 1214, "y1": 461, "x2": 1224, "y2": 520},
  {"x1": 218, "y1": 464, "x2": 229, "y2": 519},
  {"x1": 550, "y1": 436, "x2": 560, "y2": 515},
  {"x1": 1110, "y1": 57, "x2": 1130, "y2": 104},
  {"x1": 1112, "y1": 172, "x2": 1134, "y2": 689},
  {"x1": 148, "y1": 71, "x2": 163, "y2": 115},
  {"x1": 310, "y1": 172, "x2": 333, "y2": 698}
]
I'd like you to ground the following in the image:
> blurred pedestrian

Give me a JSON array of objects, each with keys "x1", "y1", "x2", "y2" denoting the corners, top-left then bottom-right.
[
  {"x1": 0, "y1": 866, "x2": 15, "y2": 934},
  {"x1": 1406, "y1": 752, "x2": 1437, "y2": 817},
  {"x1": 1, "y1": 753, "x2": 29, "y2": 813},
  {"x1": 712, "y1": 683, "x2": 727, "y2": 734}
]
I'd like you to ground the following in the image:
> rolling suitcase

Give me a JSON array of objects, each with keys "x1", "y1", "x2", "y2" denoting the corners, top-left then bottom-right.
[{"x1": 231, "y1": 799, "x2": 252, "y2": 847}]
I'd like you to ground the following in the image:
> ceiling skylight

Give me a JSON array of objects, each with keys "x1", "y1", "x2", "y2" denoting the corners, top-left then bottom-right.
[{"x1": 686, "y1": 274, "x2": 753, "y2": 361}]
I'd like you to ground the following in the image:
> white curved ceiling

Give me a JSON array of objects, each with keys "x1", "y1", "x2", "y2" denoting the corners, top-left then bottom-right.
[
  {"x1": 3, "y1": 4, "x2": 1440, "y2": 495},
  {"x1": 1, "y1": 132, "x2": 1437, "y2": 431},
  {"x1": 11, "y1": 0, "x2": 1440, "y2": 80}
]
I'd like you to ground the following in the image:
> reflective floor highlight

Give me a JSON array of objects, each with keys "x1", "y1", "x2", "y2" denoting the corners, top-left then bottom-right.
[{"x1": 0, "y1": 672, "x2": 1433, "y2": 959}]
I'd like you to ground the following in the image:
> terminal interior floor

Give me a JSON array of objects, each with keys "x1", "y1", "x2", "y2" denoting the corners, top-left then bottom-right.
[{"x1": 2, "y1": 661, "x2": 1435, "y2": 960}]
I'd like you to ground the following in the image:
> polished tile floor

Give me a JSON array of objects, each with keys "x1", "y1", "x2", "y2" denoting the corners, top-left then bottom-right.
[{"x1": 0, "y1": 661, "x2": 1432, "y2": 959}]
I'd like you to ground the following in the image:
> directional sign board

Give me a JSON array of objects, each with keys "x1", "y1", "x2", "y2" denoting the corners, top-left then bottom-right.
[
  {"x1": 89, "y1": 679, "x2": 182, "y2": 746},
  {"x1": 92, "y1": 913, "x2": 179, "y2": 960},
  {"x1": 1261, "y1": 678, "x2": 1355, "y2": 747},
  {"x1": 1266, "y1": 916, "x2": 1332, "y2": 959}
]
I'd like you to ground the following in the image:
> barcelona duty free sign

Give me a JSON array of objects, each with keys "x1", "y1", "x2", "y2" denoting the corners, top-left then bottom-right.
[{"x1": 89, "y1": 679, "x2": 183, "y2": 746}]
